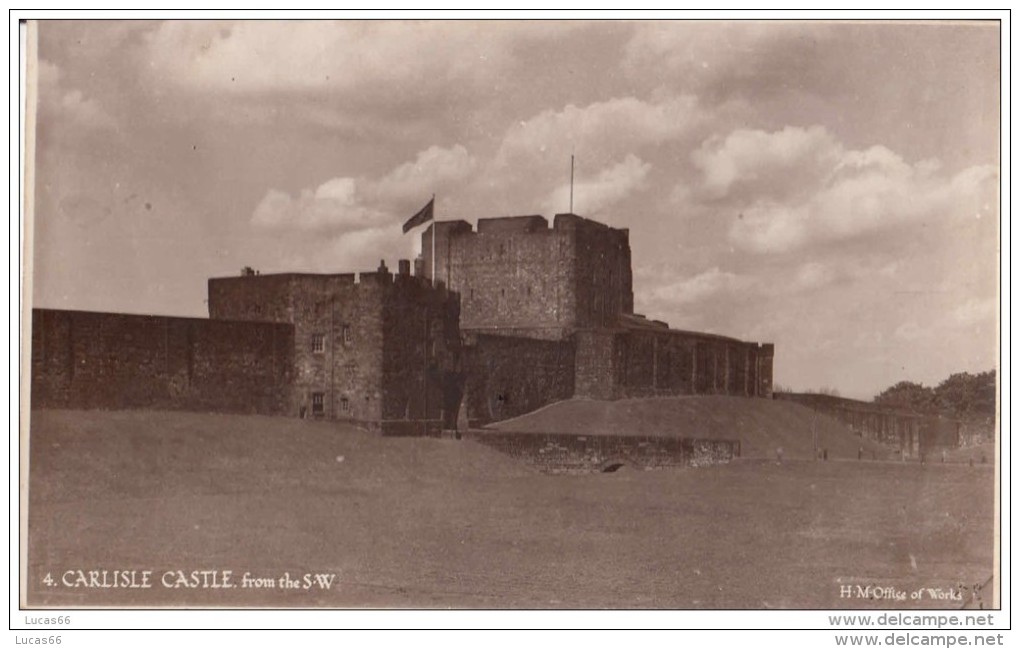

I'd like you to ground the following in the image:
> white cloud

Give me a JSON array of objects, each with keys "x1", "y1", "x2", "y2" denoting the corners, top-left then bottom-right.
[
  {"x1": 952, "y1": 298, "x2": 997, "y2": 327},
  {"x1": 251, "y1": 183, "x2": 387, "y2": 232},
  {"x1": 690, "y1": 126, "x2": 999, "y2": 254},
  {"x1": 622, "y1": 22, "x2": 806, "y2": 76},
  {"x1": 464, "y1": 94, "x2": 700, "y2": 218},
  {"x1": 693, "y1": 126, "x2": 839, "y2": 199},
  {"x1": 37, "y1": 59, "x2": 114, "y2": 130},
  {"x1": 373, "y1": 145, "x2": 476, "y2": 203},
  {"x1": 143, "y1": 21, "x2": 563, "y2": 98},
  {"x1": 643, "y1": 266, "x2": 752, "y2": 306},
  {"x1": 251, "y1": 143, "x2": 475, "y2": 233},
  {"x1": 793, "y1": 261, "x2": 837, "y2": 291},
  {"x1": 495, "y1": 95, "x2": 701, "y2": 170},
  {"x1": 327, "y1": 224, "x2": 410, "y2": 272},
  {"x1": 541, "y1": 154, "x2": 651, "y2": 216}
]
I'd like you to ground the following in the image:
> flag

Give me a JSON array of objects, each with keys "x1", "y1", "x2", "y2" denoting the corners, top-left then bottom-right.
[{"x1": 402, "y1": 197, "x2": 434, "y2": 233}]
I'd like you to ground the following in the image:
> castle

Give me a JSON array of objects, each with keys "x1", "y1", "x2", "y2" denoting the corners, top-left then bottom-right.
[{"x1": 30, "y1": 212, "x2": 774, "y2": 434}]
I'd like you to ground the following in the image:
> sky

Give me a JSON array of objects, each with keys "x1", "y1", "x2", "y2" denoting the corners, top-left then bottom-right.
[{"x1": 29, "y1": 19, "x2": 1000, "y2": 400}]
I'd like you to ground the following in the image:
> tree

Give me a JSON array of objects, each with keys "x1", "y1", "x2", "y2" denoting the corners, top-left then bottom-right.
[
  {"x1": 874, "y1": 381, "x2": 936, "y2": 413},
  {"x1": 873, "y1": 370, "x2": 997, "y2": 419},
  {"x1": 933, "y1": 370, "x2": 996, "y2": 418}
]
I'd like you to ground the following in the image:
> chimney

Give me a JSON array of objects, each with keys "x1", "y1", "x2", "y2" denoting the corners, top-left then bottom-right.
[
  {"x1": 377, "y1": 259, "x2": 388, "y2": 273},
  {"x1": 398, "y1": 259, "x2": 411, "y2": 276}
]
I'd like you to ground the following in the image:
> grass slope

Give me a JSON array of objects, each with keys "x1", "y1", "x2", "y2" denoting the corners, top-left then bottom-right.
[
  {"x1": 487, "y1": 396, "x2": 891, "y2": 460},
  {"x1": 26, "y1": 409, "x2": 994, "y2": 609}
]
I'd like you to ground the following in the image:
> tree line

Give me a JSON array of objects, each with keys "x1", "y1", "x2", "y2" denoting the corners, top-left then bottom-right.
[{"x1": 873, "y1": 370, "x2": 996, "y2": 420}]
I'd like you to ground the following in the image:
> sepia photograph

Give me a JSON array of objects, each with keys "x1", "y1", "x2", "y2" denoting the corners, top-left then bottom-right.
[{"x1": 20, "y1": 17, "x2": 1001, "y2": 613}]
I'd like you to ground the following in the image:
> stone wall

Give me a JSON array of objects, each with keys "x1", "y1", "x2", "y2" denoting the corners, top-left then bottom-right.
[
  {"x1": 462, "y1": 334, "x2": 575, "y2": 426},
  {"x1": 208, "y1": 265, "x2": 461, "y2": 430},
  {"x1": 30, "y1": 308, "x2": 293, "y2": 415},
  {"x1": 574, "y1": 325, "x2": 773, "y2": 400},
  {"x1": 209, "y1": 272, "x2": 382, "y2": 421},
  {"x1": 574, "y1": 330, "x2": 617, "y2": 399},
  {"x1": 380, "y1": 273, "x2": 463, "y2": 432},
  {"x1": 566, "y1": 214, "x2": 633, "y2": 329},
  {"x1": 774, "y1": 392, "x2": 961, "y2": 456},
  {"x1": 420, "y1": 213, "x2": 633, "y2": 340},
  {"x1": 469, "y1": 431, "x2": 739, "y2": 474}
]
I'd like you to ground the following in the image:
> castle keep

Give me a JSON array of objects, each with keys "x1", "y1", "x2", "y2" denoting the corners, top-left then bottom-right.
[
  {"x1": 421, "y1": 213, "x2": 633, "y2": 340},
  {"x1": 30, "y1": 212, "x2": 775, "y2": 432}
]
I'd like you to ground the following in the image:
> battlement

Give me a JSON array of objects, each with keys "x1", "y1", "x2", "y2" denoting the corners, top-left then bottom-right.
[
  {"x1": 208, "y1": 259, "x2": 453, "y2": 313},
  {"x1": 421, "y1": 213, "x2": 630, "y2": 240},
  {"x1": 553, "y1": 212, "x2": 628, "y2": 236},
  {"x1": 476, "y1": 215, "x2": 549, "y2": 234}
]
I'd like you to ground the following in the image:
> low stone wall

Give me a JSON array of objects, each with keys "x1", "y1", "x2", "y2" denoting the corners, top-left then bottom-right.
[{"x1": 468, "y1": 431, "x2": 739, "y2": 474}]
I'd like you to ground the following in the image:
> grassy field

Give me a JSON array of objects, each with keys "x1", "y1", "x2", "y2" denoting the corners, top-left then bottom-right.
[
  {"x1": 26, "y1": 409, "x2": 994, "y2": 609},
  {"x1": 489, "y1": 396, "x2": 893, "y2": 460},
  {"x1": 944, "y1": 442, "x2": 996, "y2": 465}
]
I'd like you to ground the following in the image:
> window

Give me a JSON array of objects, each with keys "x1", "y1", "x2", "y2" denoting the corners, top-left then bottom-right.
[
  {"x1": 311, "y1": 392, "x2": 325, "y2": 416},
  {"x1": 340, "y1": 397, "x2": 350, "y2": 413},
  {"x1": 341, "y1": 324, "x2": 353, "y2": 345},
  {"x1": 311, "y1": 333, "x2": 325, "y2": 353}
]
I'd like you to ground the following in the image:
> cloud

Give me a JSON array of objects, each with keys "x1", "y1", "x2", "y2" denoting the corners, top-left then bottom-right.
[
  {"x1": 620, "y1": 22, "x2": 841, "y2": 104},
  {"x1": 495, "y1": 95, "x2": 702, "y2": 170},
  {"x1": 541, "y1": 154, "x2": 651, "y2": 216},
  {"x1": 793, "y1": 261, "x2": 837, "y2": 291},
  {"x1": 462, "y1": 94, "x2": 701, "y2": 217},
  {"x1": 251, "y1": 143, "x2": 475, "y2": 233},
  {"x1": 952, "y1": 298, "x2": 997, "y2": 327},
  {"x1": 251, "y1": 182, "x2": 386, "y2": 232},
  {"x1": 692, "y1": 126, "x2": 839, "y2": 200},
  {"x1": 373, "y1": 145, "x2": 476, "y2": 203},
  {"x1": 143, "y1": 21, "x2": 568, "y2": 100},
  {"x1": 688, "y1": 126, "x2": 998, "y2": 254},
  {"x1": 623, "y1": 22, "x2": 780, "y2": 76},
  {"x1": 642, "y1": 266, "x2": 752, "y2": 307},
  {"x1": 326, "y1": 224, "x2": 409, "y2": 272},
  {"x1": 36, "y1": 59, "x2": 115, "y2": 130}
]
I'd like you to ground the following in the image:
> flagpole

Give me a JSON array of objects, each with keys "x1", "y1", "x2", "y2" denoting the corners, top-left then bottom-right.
[
  {"x1": 570, "y1": 154, "x2": 574, "y2": 214},
  {"x1": 431, "y1": 194, "x2": 436, "y2": 287}
]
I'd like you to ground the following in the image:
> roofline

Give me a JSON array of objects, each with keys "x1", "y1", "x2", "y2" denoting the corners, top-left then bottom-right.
[
  {"x1": 31, "y1": 306, "x2": 292, "y2": 328},
  {"x1": 207, "y1": 272, "x2": 354, "y2": 281}
]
